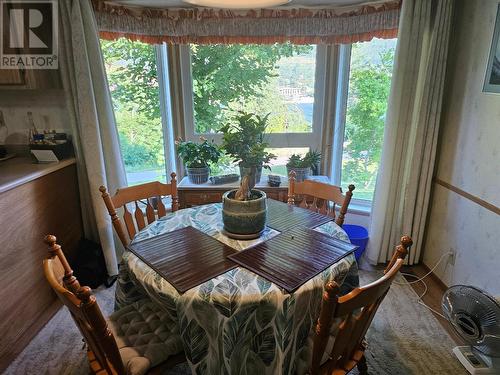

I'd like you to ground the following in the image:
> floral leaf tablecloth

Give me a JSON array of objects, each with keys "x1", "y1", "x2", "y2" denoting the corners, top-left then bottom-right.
[{"x1": 115, "y1": 203, "x2": 359, "y2": 375}]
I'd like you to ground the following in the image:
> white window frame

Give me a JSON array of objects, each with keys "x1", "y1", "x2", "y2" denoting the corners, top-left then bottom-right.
[
  {"x1": 330, "y1": 44, "x2": 351, "y2": 187},
  {"x1": 179, "y1": 44, "x2": 325, "y2": 152},
  {"x1": 156, "y1": 43, "x2": 176, "y2": 178},
  {"x1": 330, "y1": 44, "x2": 375, "y2": 208}
]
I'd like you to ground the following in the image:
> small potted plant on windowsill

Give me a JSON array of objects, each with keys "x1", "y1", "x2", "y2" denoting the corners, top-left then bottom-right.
[
  {"x1": 176, "y1": 137, "x2": 221, "y2": 184},
  {"x1": 220, "y1": 112, "x2": 276, "y2": 189},
  {"x1": 307, "y1": 150, "x2": 322, "y2": 175},
  {"x1": 286, "y1": 150, "x2": 321, "y2": 182}
]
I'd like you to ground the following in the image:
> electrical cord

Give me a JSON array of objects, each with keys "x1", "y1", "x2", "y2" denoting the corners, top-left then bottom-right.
[{"x1": 394, "y1": 251, "x2": 453, "y2": 320}]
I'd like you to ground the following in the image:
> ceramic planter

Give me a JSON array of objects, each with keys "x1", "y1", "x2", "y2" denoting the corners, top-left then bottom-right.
[
  {"x1": 186, "y1": 166, "x2": 209, "y2": 184},
  {"x1": 287, "y1": 166, "x2": 311, "y2": 182},
  {"x1": 222, "y1": 189, "x2": 267, "y2": 238}
]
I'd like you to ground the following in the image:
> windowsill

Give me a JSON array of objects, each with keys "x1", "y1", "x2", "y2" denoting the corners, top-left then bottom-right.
[
  {"x1": 310, "y1": 176, "x2": 372, "y2": 216},
  {"x1": 347, "y1": 200, "x2": 372, "y2": 216}
]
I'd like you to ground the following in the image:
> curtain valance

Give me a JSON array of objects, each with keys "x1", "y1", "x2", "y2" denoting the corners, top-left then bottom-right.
[{"x1": 92, "y1": 0, "x2": 400, "y2": 44}]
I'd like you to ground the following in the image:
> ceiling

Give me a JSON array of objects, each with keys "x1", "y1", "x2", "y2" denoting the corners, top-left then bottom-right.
[{"x1": 115, "y1": 0, "x2": 378, "y2": 8}]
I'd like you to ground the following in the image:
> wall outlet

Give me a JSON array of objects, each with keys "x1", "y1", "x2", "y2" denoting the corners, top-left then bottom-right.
[{"x1": 448, "y1": 248, "x2": 456, "y2": 265}]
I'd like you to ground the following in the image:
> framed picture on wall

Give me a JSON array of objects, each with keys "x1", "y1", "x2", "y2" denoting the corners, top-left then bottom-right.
[
  {"x1": 0, "y1": 69, "x2": 26, "y2": 85},
  {"x1": 484, "y1": 4, "x2": 500, "y2": 93}
]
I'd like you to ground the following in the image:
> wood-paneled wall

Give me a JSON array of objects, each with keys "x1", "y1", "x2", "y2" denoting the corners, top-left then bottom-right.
[{"x1": 0, "y1": 164, "x2": 83, "y2": 371}]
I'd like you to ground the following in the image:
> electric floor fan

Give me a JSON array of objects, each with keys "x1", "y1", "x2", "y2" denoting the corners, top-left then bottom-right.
[{"x1": 442, "y1": 285, "x2": 500, "y2": 374}]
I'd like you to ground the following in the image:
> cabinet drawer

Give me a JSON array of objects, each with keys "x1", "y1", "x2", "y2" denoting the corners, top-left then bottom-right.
[
  {"x1": 265, "y1": 191, "x2": 281, "y2": 201},
  {"x1": 183, "y1": 191, "x2": 223, "y2": 205},
  {"x1": 263, "y1": 190, "x2": 287, "y2": 203}
]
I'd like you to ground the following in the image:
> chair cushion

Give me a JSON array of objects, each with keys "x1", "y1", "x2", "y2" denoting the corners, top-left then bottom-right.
[{"x1": 107, "y1": 299, "x2": 183, "y2": 375}]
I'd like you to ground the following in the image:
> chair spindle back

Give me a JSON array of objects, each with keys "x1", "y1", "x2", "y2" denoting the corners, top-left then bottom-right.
[
  {"x1": 287, "y1": 171, "x2": 355, "y2": 226},
  {"x1": 43, "y1": 235, "x2": 125, "y2": 375},
  {"x1": 100, "y1": 174, "x2": 178, "y2": 247},
  {"x1": 310, "y1": 235, "x2": 413, "y2": 375}
]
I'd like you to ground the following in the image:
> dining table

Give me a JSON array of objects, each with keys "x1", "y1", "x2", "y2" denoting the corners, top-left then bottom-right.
[{"x1": 114, "y1": 201, "x2": 360, "y2": 375}]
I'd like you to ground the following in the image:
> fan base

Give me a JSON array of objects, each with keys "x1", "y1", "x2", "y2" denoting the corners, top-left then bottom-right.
[{"x1": 453, "y1": 346, "x2": 500, "y2": 374}]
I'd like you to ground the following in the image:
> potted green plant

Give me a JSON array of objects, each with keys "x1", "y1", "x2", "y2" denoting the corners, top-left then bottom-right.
[
  {"x1": 176, "y1": 137, "x2": 221, "y2": 184},
  {"x1": 286, "y1": 150, "x2": 321, "y2": 182},
  {"x1": 306, "y1": 150, "x2": 321, "y2": 175},
  {"x1": 220, "y1": 112, "x2": 276, "y2": 189}
]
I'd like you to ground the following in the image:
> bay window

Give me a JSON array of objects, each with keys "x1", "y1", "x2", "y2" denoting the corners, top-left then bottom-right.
[{"x1": 101, "y1": 37, "x2": 396, "y2": 204}]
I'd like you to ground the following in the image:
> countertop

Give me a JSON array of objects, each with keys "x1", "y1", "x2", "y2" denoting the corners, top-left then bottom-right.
[{"x1": 0, "y1": 155, "x2": 76, "y2": 194}]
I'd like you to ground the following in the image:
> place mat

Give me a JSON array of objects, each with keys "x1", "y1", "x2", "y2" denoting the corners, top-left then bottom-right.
[
  {"x1": 267, "y1": 198, "x2": 333, "y2": 231},
  {"x1": 128, "y1": 226, "x2": 237, "y2": 293},
  {"x1": 228, "y1": 227, "x2": 358, "y2": 293}
]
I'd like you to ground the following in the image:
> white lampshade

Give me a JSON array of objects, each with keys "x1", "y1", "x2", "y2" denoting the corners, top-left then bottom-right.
[{"x1": 183, "y1": 0, "x2": 291, "y2": 9}]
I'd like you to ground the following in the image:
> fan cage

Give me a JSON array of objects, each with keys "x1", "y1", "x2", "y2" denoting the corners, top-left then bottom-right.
[{"x1": 442, "y1": 285, "x2": 500, "y2": 357}]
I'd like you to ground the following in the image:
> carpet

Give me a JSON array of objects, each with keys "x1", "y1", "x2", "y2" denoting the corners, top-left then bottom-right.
[{"x1": 4, "y1": 270, "x2": 467, "y2": 374}]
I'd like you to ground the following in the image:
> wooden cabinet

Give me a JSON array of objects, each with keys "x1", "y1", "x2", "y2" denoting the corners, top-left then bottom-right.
[
  {"x1": 265, "y1": 190, "x2": 289, "y2": 202},
  {"x1": 0, "y1": 68, "x2": 61, "y2": 89},
  {"x1": 180, "y1": 190, "x2": 227, "y2": 207},
  {"x1": 0, "y1": 161, "x2": 82, "y2": 371},
  {"x1": 178, "y1": 177, "x2": 289, "y2": 208},
  {"x1": 177, "y1": 175, "x2": 330, "y2": 209}
]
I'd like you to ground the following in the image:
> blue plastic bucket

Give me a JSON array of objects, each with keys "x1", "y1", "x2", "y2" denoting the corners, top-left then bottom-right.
[{"x1": 342, "y1": 224, "x2": 369, "y2": 261}]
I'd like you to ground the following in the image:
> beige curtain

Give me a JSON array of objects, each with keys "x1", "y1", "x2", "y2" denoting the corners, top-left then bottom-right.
[
  {"x1": 92, "y1": 0, "x2": 400, "y2": 45},
  {"x1": 60, "y1": 0, "x2": 127, "y2": 276},
  {"x1": 366, "y1": 0, "x2": 453, "y2": 265}
]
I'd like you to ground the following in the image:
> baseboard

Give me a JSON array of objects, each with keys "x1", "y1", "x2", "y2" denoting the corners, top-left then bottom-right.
[
  {"x1": 420, "y1": 263, "x2": 449, "y2": 292},
  {"x1": 401, "y1": 263, "x2": 449, "y2": 294},
  {"x1": 0, "y1": 299, "x2": 61, "y2": 373}
]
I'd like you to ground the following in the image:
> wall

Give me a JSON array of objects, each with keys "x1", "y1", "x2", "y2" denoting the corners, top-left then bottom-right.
[
  {"x1": 422, "y1": 0, "x2": 500, "y2": 295},
  {"x1": 343, "y1": 206, "x2": 370, "y2": 229},
  {"x1": 0, "y1": 90, "x2": 70, "y2": 145}
]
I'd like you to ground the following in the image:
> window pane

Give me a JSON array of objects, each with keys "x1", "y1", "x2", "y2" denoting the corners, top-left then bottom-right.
[
  {"x1": 209, "y1": 153, "x2": 239, "y2": 176},
  {"x1": 265, "y1": 147, "x2": 310, "y2": 177},
  {"x1": 341, "y1": 38, "x2": 397, "y2": 200},
  {"x1": 101, "y1": 38, "x2": 167, "y2": 185},
  {"x1": 190, "y1": 44, "x2": 316, "y2": 134},
  {"x1": 210, "y1": 148, "x2": 310, "y2": 178}
]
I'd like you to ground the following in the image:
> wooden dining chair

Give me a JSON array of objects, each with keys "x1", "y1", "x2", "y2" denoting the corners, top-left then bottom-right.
[
  {"x1": 100, "y1": 173, "x2": 178, "y2": 247},
  {"x1": 287, "y1": 171, "x2": 355, "y2": 226},
  {"x1": 309, "y1": 235, "x2": 413, "y2": 375},
  {"x1": 43, "y1": 235, "x2": 185, "y2": 375}
]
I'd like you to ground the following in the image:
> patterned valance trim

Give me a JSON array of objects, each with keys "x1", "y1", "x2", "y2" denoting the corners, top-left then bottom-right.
[{"x1": 93, "y1": 0, "x2": 400, "y2": 45}]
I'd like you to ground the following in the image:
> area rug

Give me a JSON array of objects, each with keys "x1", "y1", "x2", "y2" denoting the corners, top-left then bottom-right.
[{"x1": 4, "y1": 271, "x2": 466, "y2": 374}]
